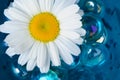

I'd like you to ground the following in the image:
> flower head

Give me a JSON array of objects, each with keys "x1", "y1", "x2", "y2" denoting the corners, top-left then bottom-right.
[{"x1": 0, "y1": 0, "x2": 86, "y2": 73}]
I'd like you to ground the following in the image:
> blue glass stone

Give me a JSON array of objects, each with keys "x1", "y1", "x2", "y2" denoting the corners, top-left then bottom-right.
[
  {"x1": 82, "y1": 13, "x2": 107, "y2": 44},
  {"x1": 36, "y1": 70, "x2": 59, "y2": 80},
  {"x1": 80, "y1": 43, "x2": 109, "y2": 67},
  {"x1": 78, "y1": 0, "x2": 105, "y2": 17}
]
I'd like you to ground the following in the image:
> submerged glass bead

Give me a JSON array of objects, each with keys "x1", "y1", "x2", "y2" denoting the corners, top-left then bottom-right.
[
  {"x1": 10, "y1": 58, "x2": 30, "y2": 80},
  {"x1": 36, "y1": 70, "x2": 59, "y2": 80},
  {"x1": 80, "y1": 43, "x2": 109, "y2": 67},
  {"x1": 82, "y1": 13, "x2": 107, "y2": 44},
  {"x1": 78, "y1": 0, "x2": 105, "y2": 17}
]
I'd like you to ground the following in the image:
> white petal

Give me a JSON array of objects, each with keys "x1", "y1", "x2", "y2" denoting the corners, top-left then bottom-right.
[
  {"x1": 55, "y1": 39, "x2": 73, "y2": 65},
  {"x1": 58, "y1": 36, "x2": 80, "y2": 56},
  {"x1": 60, "y1": 30, "x2": 84, "y2": 45},
  {"x1": 40, "y1": 54, "x2": 50, "y2": 73},
  {"x1": 64, "y1": 0, "x2": 76, "y2": 6},
  {"x1": 26, "y1": 59, "x2": 36, "y2": 71},
  {"x1": 26, "y1": 42, "x2": 39, "y2": 71},
  {"x1": 52, "y1": 0, "x2": 76, "y2": 14},
  {"x1": 60, "y1": 31, "x2": 80, "y2": 39},
  {"x1": 0, "y1": 21, "x2": 27, "y2": 33},
  {"x1": 38, "y1": 0, "x2": 46, "y2": 12},
  {"x1": 60, "y1": 14, "x2": 82, "y2": 23},
  {"x1": 18, "y1": 52, "x2": 29, "y2": 66},
  {"x1": 47, "y1": 42, "x2": 61, "y2": 66},
  {"x1": 23, "y1": 0, "x2": 40, "y2": 14},
  {"x1": 12, "y1": 0, "x2": 40, "y2": 16},
  {"x1": 36, "y1": 43, "x2": 50, "y2": 73},
  {"x1": 78, "y1": 9, "x2": 84, "y2": 16},
  {"x1": 12, "y1": 0, "x2": 32, "y2": 17},
  {"x1": 37, "y1": 43, "x2": 47, "y2": 68},
  {"x1": 4, "y1": 7, "x2": 29, "y2": 22},
  {"x1": 18, "y1": 42, "x2": 38, "y2": 67},
  {"x1": 5, "y1": 30, "x2": 34, "y2": 53},
  {"x1": 52, "y1": 0, "x2": 65, "y2": 14},
  {"x1": 28, "y1": 42, "x2": 39, "y2": 60},
  {"x1": 57, "y1": 5, "x2": 79, "y2": 20},
  {"x1": 6, "y1": 48, "x2": 18, "y2": 57},
  {"x1": 45, "y1": 0, "x2": 55, "y2": 11},
  {"x1": 72, "y1": 38, "x2": 84, "y2": 45},
  {"x1": 60, "y1": 21, "x2": 82, "y2": 30},
  {"x1": 5, "y1": 30, "x2": 27, "y2": 45},
  {"x1": 75, "y1": 28, "x2": 86, "y2": 36}
]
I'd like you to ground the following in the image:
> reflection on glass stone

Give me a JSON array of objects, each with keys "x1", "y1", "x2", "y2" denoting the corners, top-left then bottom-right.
[
  {"x1": 80, "y1": 43, "x2": 109, "y2": 67},
  {"x1": 10, "y1": 57, "x2": 30, "y2": 80},
  {"x1": 96, "y1": 27, "x2": 108, "y2": 44},
  {"x1": 11, "y1": 64, "x2": 29, "y2": 79},
  {"x1": 36, "y1": 70, "x2": 59, "y2": 80},
  {"x1": 85, "y1": 1, "x2": 95, "y2": 11},
  {"x1": 82, "y1": 13, "x2": 106, "y2": 44}
]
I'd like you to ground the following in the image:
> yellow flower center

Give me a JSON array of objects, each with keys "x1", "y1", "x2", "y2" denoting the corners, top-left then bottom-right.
[{"x1": 29, "y1": 12, "x2": 60, "y2": 43}]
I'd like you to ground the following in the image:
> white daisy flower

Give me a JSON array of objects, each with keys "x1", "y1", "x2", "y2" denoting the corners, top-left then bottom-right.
[{"x1": 0, "y1": 0, "x2": 86, "y2": 73}]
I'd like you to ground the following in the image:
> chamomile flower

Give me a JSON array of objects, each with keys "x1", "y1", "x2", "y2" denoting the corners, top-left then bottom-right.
[{"x1": 0, "y1": 0, "x2": 86, "y2": 73}]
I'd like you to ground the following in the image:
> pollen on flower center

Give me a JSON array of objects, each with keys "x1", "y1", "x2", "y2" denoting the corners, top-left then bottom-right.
[{"x1": 29, "y1": 12, "x2": 60, "y2": 43}]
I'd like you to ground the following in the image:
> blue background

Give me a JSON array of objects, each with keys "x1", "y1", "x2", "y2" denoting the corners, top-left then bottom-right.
[{"x1": 0, "y1": 0, "x2": 120, "y2": 80}]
